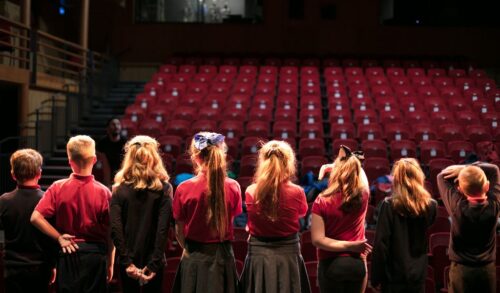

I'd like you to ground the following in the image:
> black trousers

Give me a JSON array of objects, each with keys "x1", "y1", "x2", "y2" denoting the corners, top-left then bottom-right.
[
  {"x1": 5, "y1": 264, "x2": 52, "y2": 293},
  {"x1": 449, "y1": 261, "x2": 496, "y2": 293},
  {"x1": 318, "y1": 256, "x2": 366, "y2": 293},
  {"x1": 56, "y1": 243, "x2": 108, "y2": 293},
  {"x1": 119, "y1": 266, "x2": 164, "y2": 293}
]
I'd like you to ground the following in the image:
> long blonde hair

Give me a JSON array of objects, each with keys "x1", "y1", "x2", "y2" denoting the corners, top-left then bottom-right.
[
  {"x1": 320, "y1": 148, "x2": 364, "y2": 212},
  {"x1": 190, "y1": 132, "x2": 228, "y2": 241},
  {"x1": 114, "y1": 135, "x2": 169, "y2": 190},
  {"x1": 254, "y1": 140, "x2": 296, "y2": 221},
  {"x1": 391, "y1": 158, "x2": 432, "y2": 216}
]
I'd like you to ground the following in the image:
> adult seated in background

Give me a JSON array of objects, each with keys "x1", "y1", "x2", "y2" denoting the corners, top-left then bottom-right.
[
  {"x1": 97, "y1": 118, "x2": 126, "y2": 177},
  {"x1": 437, "y1": 163, "x2": 500, "y2": 293}
]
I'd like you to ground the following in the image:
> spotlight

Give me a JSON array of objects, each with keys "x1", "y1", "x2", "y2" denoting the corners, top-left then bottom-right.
[{"x1": 59, "y1": 6, "x2": 65, "y2": 15}]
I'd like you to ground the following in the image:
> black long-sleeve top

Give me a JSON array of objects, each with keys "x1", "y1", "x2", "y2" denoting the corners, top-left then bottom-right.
[
  {"x1": 0, "y1": 186, "x2": 56, "y2": 267},
  {"x1": 371, "y1": 197, "x2": 437, "y2": 287},
  {"x1": 437, "y1": 162, "x2": 500, "y2": 266},
  {"x1": 110, "y1": 183, "x2": 173, "y2": 272}
]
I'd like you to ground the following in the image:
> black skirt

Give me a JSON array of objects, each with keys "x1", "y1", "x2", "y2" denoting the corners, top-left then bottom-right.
[
  {"x1": 172, "y1": 240, "x2": 238, "y2": 293},
  {"x1": 239, "y1": 234, "x2": 311, "y2": 293}
]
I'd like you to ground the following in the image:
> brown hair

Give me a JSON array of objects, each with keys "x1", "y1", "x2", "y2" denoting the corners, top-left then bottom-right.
[
  {"x1": 458, "y1": 165, "x2": 488, "y2": 197},
  {"x1": 66, "y1": 135, "x2": 96, "y2": 168},
  {"x1": 114, "y1": 135, "x2": 169, "y2": 190},
  {"x1": 391, "y1": 158, "x2": 432, "y2": 216},
  {"x1": 10, "y1": 149, "x2": 43, "y2": 183},
  {"x1": 253, "y1": 140, "x2": 296, "y2": 221},
  {"x1": 190, "y1": 132, "x2": 228, "y2": 240},
  {"x1": 320, "y1": 151, "x2": 364, "y2": 212}
]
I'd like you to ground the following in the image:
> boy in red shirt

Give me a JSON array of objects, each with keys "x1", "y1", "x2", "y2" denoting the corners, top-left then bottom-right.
[{"x1": 31, "y1": 135, "x2": 115, "y2": 293}]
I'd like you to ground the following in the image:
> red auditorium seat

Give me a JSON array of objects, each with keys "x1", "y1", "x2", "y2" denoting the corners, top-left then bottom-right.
[
  {"x1": 219, "y1": 120, "x2": 244, "y2": 139},
  {"x1": 275, "y1": 108, "x2": 298, "y2": 121},
  {"x1": 447, "y1": 140, "x2": 474, "y2": 163},
  {"x1": 412, "y1": 124, "x2": 438, "y2": 143},
  {"x1": 299, "y1": 138, "x2": 326, "y2": 158},
  {"x1": 379, "y1": 110, "x2": 404, "y2": 124},
  {"x1": 428, "y1": 232, "x2": 451, "y2": 289},
  {"x1": 428, "y1": 158, "x2": 455, "y2": 197},
  {"x1": 472, "y1": 99, "x2": 495, "y2": 115},
  {"x1": 439, "y1": 124, "x2": 465, "y2": 142},
  {"x1": 125, "y1": 104, "x2": 146, "y2": 123},
  {"x1": 248, "y1": 107, "x2": 273, "y2": 121},
  {"x1": 427, "y1": 68, "x2": 446, "y2": 78},
  {"x1": 482, "y1": 112, "x2": 499, "y2": 131},
  {"x1": 232, "y1": 82, "x2": 253, "y2": 95},
  {"x1": 324, "y1": 66, "x2": 343, "y2": 77},
  {"x1": 328, "y1": 109, "x2": 352, "y2": 124},
  {"x1": 279, "y1": 84, "x2": 298, "y2": 96},
  {"x1": 138, "y1": 118, "x2": 162, "y2": 138},
  {"x1": 120, "y1": 118, "x2": 138, "y2": 138},
  {"x1": 172, "y1": 73, "x2": 192, "y2": 83},
  {"x1": 455, "y1": 110, "x2": 480, "y2": 126},
  {"x1": 330, "y1": 123, "x2": 356, "y2": 140},
  {"x1": 405, "y1": 111, "x2": 429, "y2": 125},
  {"x1": 219, "y1": 65, "x2": 238, "y2": 75},
  {"x1": 236, "y1": 176, "x2": 253, "y2": 201},
  {"x1": 384, "y1": 123, "x2": 411, "y2": 141},
  {"x1": 223, "y1": 108, "x2": 246, "y2": 121},
  {"x1": 215, "y1": 73, "x2": 236, "y2": 83},
  {"x1": 239, "y1": 155, "x2": 258, "y2": 177},
  {"x1": 260, "y1": 65, "x2": 278, "y2": 75},
  {"x1": 419, "y1": 140, "x2": 446, "y2": 165},
  {"x1": 407, "y1": 68, "x2": 426, "y2": 78},
  {"x1": 175, "y1": 154, "x2": 194, "y2": 174},
  {"x1": 165, "y1": 120, "x2": 191, "y2": 137},
  {"x1": 180, "y1": 92, "x2": 204, "y2": 107},
  {"x1": 412, "y1": 76, "x2": 432, "y2": 87},
  {"x1": 390, "y1": 140, "x2": 417, "y2": 161},
  {"x1": 389, "y1": 76, "x2": 410, "y2": 86},
  {"x1": 158, "y1": 135, "x2": 183, "y2": 158},
  {"x1": 448, "y1": 68, "x2": 466, "y2": 78},
  {"x1": 358, "y1": 124, "x2": 384, "y2": 141},
  {"x1": 172, "y1": 106, "x2": 197, "y2": 121},
  {"x1": 447, "y1": 98, "x2": 470, "y2": 112},
  {"x1": 259, "y1": 73, "x2": 277, "y2": 85},
  {"x1": 433, "y1": 76, "x2": 453, "y2": 88},
  {"x1": 465, "y1": 124, "x2": 492, "y2": 145},
  {"x1": 190, "y1": 120, "x2": 217, "y2": 135},
  {"x1": 300, "y1": 123, "x2": 324, "y2": 139},
  {"x1": 301, "y1": 156, "x2": 329, "y2": 177},
  {"x1": 365, "y1": 67, "x2": 384, "y2": 77},
  {"x1": 253, "y1": 94, "x2": 274, "y2": 109},
  {"x1": 241, "y1": 137, "x2": 263, "y2": 156},
  {"x1": 332, "y1": 139, "x2": 359, "y2": 156},
  {"x1": 361, "y1": 140, "x2": 387, "y2": 158},
  {"x1": 439, "y1": 86, "x2": 462, "y2": 99},
  {"x1": 427, "y1": 217, "x2": 451, "y2": 237},
  {"x1": 273, "y1": 121, "x2": 297, "y2": 140},
  {"x1": 160, "y1": 64, "x2": 177, "y2": 74},
  {"x1": 277, "y1": 95, "x2": 299, "y2": 110},
  {"x1": 245, "y1": 120, "x2": 270, "y2": 138},
  {"x1": 430, "y1": 111, "x2": 455, "y2": 126},
  {"x1": 353, "y1": 110, "x2": 378, "y2": 126},
  {"x1": 363, "y1": 158, "x2": 391, "y2": 183}
]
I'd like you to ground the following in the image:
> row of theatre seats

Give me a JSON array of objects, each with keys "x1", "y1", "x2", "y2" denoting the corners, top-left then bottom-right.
[{"x1": 115, "y1": 58, "x2": 498, "y2": 201}]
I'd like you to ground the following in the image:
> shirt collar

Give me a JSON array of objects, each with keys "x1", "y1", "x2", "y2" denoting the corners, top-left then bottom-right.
[
  {"x1": 71, "y1": 173, "x2": 94, "y2": 182},
  {"x1": 17, "y1": 185, "x2": 40, "y2": 190}
]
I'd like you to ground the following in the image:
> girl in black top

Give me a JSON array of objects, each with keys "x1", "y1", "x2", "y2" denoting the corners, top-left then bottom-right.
[
  {"x1": 110, "y1": 135, "x2": 173, "y2": 293},
  {"x1": 371, "y1": 158, "x2": 437, "y2": 293}
]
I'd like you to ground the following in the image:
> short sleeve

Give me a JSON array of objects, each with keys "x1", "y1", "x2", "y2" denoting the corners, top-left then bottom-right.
[
  {"x1": 172, "y1": 186, "x2": 185, "y2": 221},
  {"x1": 231, "y1": 181, "x2": 243, "y2": 216},
  {"x1": 100, "y1": 187, "x2": 112, "y2": 225},
  {"x1": 296, "y1": 187, "x2": 308, "y2": 217},
  {"x1": 311, "y1": 196, "x2": 324, "y2": 218},
  {"x1": 35, "y1": 184, "x2": 57, "y2": 218}
]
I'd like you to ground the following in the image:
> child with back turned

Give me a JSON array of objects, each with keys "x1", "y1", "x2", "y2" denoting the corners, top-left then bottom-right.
[
  {"x1": 0, "y1": 149, "x2": 55, "y2": 293},
  {"x1": 437, "y1": 162, "x2": 500, "y2": 293},
  {"x1": 31, "y1": 135, "x2": 115, "y2": 293}
]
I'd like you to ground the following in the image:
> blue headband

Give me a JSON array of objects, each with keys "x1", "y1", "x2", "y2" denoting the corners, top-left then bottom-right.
[{"x1": 193, "y1": 132, "x2": 225, "y2": 151}]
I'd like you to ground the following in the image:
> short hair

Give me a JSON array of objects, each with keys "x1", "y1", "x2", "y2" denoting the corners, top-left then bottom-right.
[
  {"x1": 67, "y1": 135, "x2": 96, "y2": 168},
  {"x1": 10, "y1": 149, "x2": 43, "y2": 182},
  {"x1": 106, "y1": 117, "x2": 120, "y2": 127},
  {"x1": 458, "y1": 166, "x2": 488, "y2": 196}
]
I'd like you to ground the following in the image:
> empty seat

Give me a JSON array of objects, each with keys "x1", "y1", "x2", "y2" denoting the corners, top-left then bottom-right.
[
  {"x1": 466, "y1": 125, "x2": 492, "y2": 145},
  {"x1": 301, "y1": 156, "x2": 329, "y2": 177},
  {"x1": 428, "y1": 232, "x2": 451, "y2": 289},
  {"x1": 241, "y1": 137, "x2": 264, "y2": 156},
  {"x1": 390, "y1": 140, "x2": 417, "y2": 161},
  {"x1": 412, "y1": 124, "x2": 438, "y2": 143},
  {"x1": 385, "y1": 123, "x2": 411, "y2": 141},
  {"x1": 219, "y1": 120, "x2": 244, "y2": 139},
  {"x1": 245, "y1": 120, "x2": 270, "y2": 138},
  {"x1": 299, "y1": 138, "x2": 326, "y2": 158},
  {"x1": 330, "y1": 123, "x2": 356, "y2": 140},
  {"x1": 300, "y1": 123, "x2": 324, "y2": 139},
  {"x1": 158, "y1": 135, "x2": 183, "y2": 158},
  {"x1": 165, "y1": 120, "x2": 191, "y2": 137},
  {"x1": 173, "y1": 106, "x2": 197, "y2": 121},
  {"x1": 419, "y1": 140, "x2": 446, "y2": 164},
  {"x1": 363, "y1": 158, "x2": 391, "y2": 183},
  {"x1": 273, "y1": 121, "x2": 297, "y2": 140},
  {"x1": 439, "y1": 124, "x2": 465, "y2": 142},
  {"x1": 138, "y1": 119, "x2": 162, "y2": 138},
  {"x1": 361, "y1": 140, "x2": 387, "y2": 158},
  {"x1": 239, "y1": 155, "x2": 258, "y2": 177},
  {"x1": 332, "y1": 139, "x2": 359, "y2": 156},
  {"x1": 190, "y1": 120, "x2": 217, "y2": 135},
  {"x1": 358, "y1": 124, "x2": 384, "y2": 141},
  {"x1": 447, "y1": 140, "x2": 474, "y2": 163}
]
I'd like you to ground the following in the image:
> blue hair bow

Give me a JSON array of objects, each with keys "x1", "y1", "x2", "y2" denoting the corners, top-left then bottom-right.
[{"x1": 193, "y1": 132, "x2": 225, "y2": 151}]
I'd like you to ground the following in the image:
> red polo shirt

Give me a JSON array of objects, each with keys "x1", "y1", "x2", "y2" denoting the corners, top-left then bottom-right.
[
  {"x1": 311, "y1": 189, "x2": 369, "y2": 260},
  {"x1": 173, "y1": 175, "x2": 242, "y2": 243},
  {"x1": 246, "y1": 182, "x2": 308, "y2": 237},
  {"x1": 35, "y1": 174, "x2": 111, "y2": 243}
]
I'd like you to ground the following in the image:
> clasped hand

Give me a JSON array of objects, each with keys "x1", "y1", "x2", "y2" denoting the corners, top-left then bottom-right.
[{"x1": 126, "y1": 264, "x2": 156, "y2": 285}]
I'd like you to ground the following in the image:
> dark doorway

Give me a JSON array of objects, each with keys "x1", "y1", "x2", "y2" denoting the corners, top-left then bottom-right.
[{"x1": 0, "y1": 81, "x2": 20, "y2": 194}]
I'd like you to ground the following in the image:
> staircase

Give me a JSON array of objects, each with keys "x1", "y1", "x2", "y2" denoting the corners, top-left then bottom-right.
[{"x1": 39, "y1": 81, "x2": 144, "y2": 190}]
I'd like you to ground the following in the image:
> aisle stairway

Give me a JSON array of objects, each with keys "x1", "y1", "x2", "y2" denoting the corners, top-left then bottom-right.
[{"x1": 39, "y1": 81, "x2": 145, "y2": 190}]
